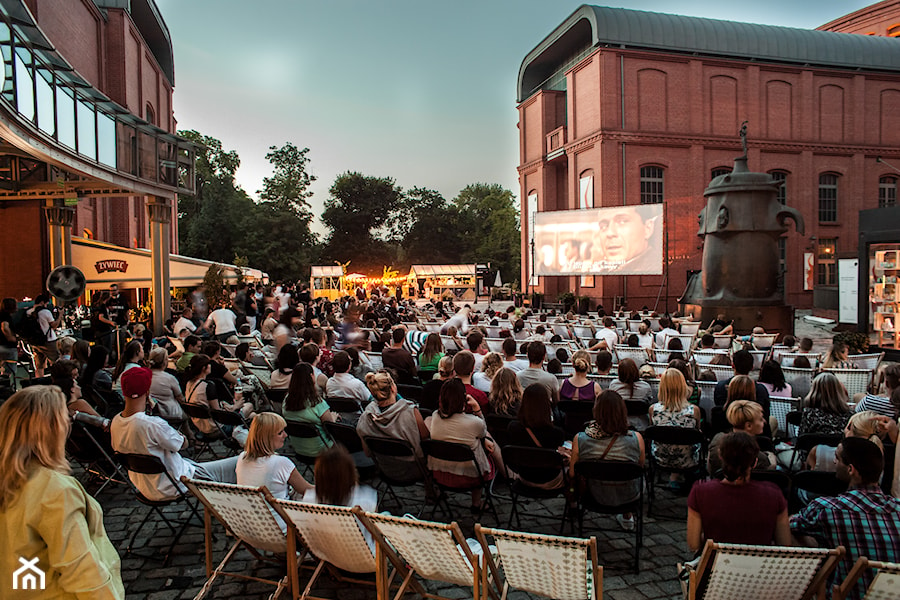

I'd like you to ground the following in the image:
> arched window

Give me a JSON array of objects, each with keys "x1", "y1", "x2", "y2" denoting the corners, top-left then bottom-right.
[
  {"x1": 818, "y1": 173, "x2": 839, "y2": 222},
  {"x1": 769, "y1": 170, "x2": 788, "y2": 205},
  {"x1": 144, "y1": 103, "x2": 156, "y2": 126},
  {"x1": 711, "y1": 167, "x2": 731, "y2": 179},
  {"x1": 579, "y1": 169, "x2": 594, "y2": 209},
  {"x1": 640, "y1": 165, "x2": 664, "y2": 204},
  {"x1": 879, "y1": 176, "x2": 897, "y2": 208}
]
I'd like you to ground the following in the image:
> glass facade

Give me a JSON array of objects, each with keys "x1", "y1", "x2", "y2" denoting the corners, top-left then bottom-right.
[{"x1": 0, "y1": 14, "x2": 194, "y2": 193}]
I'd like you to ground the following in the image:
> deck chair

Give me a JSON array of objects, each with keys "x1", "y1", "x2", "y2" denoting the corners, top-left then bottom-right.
[
  {"x1": 642, "y1": 426, "x2": 706, "y2": 516},
  {"x1": 752, "y1": 333, "x2": 779, "y2": 350},
  {"x1": 706, "y1": 364, "x2": 736, "y2": 382},
  {"x1": 712, "y1": 334, "x2": 734, "y2": 349},
  {"x1": 784, "y1": 367, "x2": 815, "y2": 399},
  {"x1": 824, "y1": 368, "x2": 873, "y2": 397},
  {"x1": 363, "y1": 351, "x2": 384, "y2": 370},
  {"x1": 476, "y1": 525, "x2": 601, "y2": 600},
  {"x1": 769, "y1": 396, "x2": 801, "y2": 441},
  {"x1": 835, "y1": 558, "x2": 900, "y2": 600},
  {"x1": 680, "y1": 540, "x2": 844, "y2": 600},
  {"x1": 680, "y1": 321, "x2": 702, "y2": 336},
  {"x1": 780, "y1": 352, "x2": 821, "y2": 368},
  {"x1": 358, "y1": 511, "x2": 497, "y2": 600},
  {"x1": 181, "y1": 479, "x2": 300, "y2": 600},
  {"x1": 692, "y1": 349, "x2": 729, "y2": 366},
  {"x1": 647, "y1": 361, "x2": 669, "y2": 376},
  {"x1": 241, "y1": 365, "x2": 272, "y2": 389},
  {"x1": 485, "y1": 338, "x2": 505, "y2": 353},
  {"x1": 268, "y1": 499, "x2": 405, "y2": 600},
  {"x1": 614, "y1": 345, "x2": 650, "y2": 367},
  {"x1": 847, "y1": 352, "x2": 884, "y2": 373}
]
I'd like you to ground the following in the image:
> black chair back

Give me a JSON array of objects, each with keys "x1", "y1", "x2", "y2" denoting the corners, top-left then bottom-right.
[
  {"x1": 643, "y1": 425, "x2": 705, "y2": 446},
  {"x1": 363, "y1": 435, "x2": 416, "y2": 458},
  {"x1": 557, "y1": 400, "x2": 594, "y2": 435},
  {"x1": 22, "y1": 375, "x2": 52, "y2": 387},
  {"x1": 397, "y1": 383, "x2": 424, "y2": 402},
  {"x1": 502, "y1": 445, "x2": 566, "y2": 484},
  {"x1": 324, "y1": 397, "x2": 362, "y2": 413},
  {"x1": 796, "y1": 433, "x2": 842, "y2": 453},
  {"x1": 179, "y1": 401, "x2": 212, "y2": 420},
  {"x1": 755, "y1": 436, "x2": 776, "y2": 453},
  {"x1": 285, "y1": 419, "x2": 326, "y2": 441},
  {"x1": 625, "y1": 400, "x2": 649, "y2": 417},
  {"x1": 790, "y1": 470, "x2": 848, "y2": 513},
  {"x1": 750, "y1": 468, "x2": 791, "y2": 499},
  {"x1": 323, "y1": 421, "x2": 365, "y2": 454},
  {"x1": 116, "y1": 452, "x2": 167, "y2": 475},
  {"x1": 209, "y1": 408, "x2": 247, "y2": 428},
  {"x1": 421, "y1": 438, "x2": 478, "y2": 463}
]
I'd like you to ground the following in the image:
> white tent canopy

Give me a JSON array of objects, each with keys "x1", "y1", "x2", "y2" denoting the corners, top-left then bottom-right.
[{"x1": 408, "y1": 264, "x2": 475, "y2": 278}]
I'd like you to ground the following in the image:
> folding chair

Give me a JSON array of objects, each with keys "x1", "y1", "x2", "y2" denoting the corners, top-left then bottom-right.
[
  {"x1": 824, "y1": 368, "x2": 874, "y2": 397},
  {"x1": 285, "y1": 419, "x2": 329, "y2": 477},
  {"x1": 790, "y1": 433, "x2": 842, "y2": 475},
  {"x1": 706, "y1": 364, "x2": 736, "y2": 382},
  {"x1": 268, "y1": 499, "x2": 405, "y2": 600},
  {"x1": 557, "y1": 400, "x2": 594, "y2": 436},
  {"x1": 789, "y1": 470, "x2": 848, "y2": 513},
  {"x1": 363, "y1": 351, "x2": 384, "y2": 370},
  {"x1": 712, "y1": 334, "x2": 734, "y2": 349},
  {"x1": 421, "y1": 438, "x2": 499, "y2": 523},
  {"x1": 322, "y1": 421, "x2": 377, "y2": 480},
  {"x1": 680, "y1": 540, "x2": 844, "y2": 600},
  {"x1": 324, "y1": 396, "x2": 362, "y2": 416},
  {"x1": 209, "y1": 407, "x2": 249, "y2": 454},
  {"x1": 780, "y1": 352, "x2": 821, "y2": 368},
  {"x1": 751, "y1": 333, "x2": 779, "y2": 350},
  {"x1": 501, "y1": 445, "x2": 569, "y2": 533},
  {"x1": 784, "y1": 367, "x2": 815, "y2": 399},
  {"x1": 362, "y1": 435, "x2": 431, "y2": 516},
  {"x1": 66, "y1": 420, "x2": 130, "y2": 496},
  {"x1": 397, "y1": 383, "x2": 424, "y2": 403},
  {"x1": 115, "y1": 453, "x2": 203, "y2": 566},
  {"x1": 647, "y1": 361, "x2": 669, "y2": 376},
  {"x1": 179, "y1": 402, "x2": 228, "y2": 459},
  {"x1": 614, "y1": 345, "x2": 650, "y2": 367},
  {"x1": 574, "y1": 460, "x2": 644, "y2": 572},
  {"x1": 692, "y1": 349, "x2": 728, "y2": 366},
  {"x1": 835, "y1": 558, "x2": 900, "y2": 600},
  {"x1": 847, "y1": 352, "x2": 884, "y2": 373},
  {"x1": 181, "y1": 479, "x2": 300, "y2": 600},
  {"x1": 749, "y1": 468, "x2": 791, "y2": 500},
  {"x1": 242, "y1": 365, "x2": 272, "y2": 390},
  {"x1": 358, "y1": 511, "x2": 497, "y2": 600},
  {"x1": 770, "y1": 396, "x2": 800, "y2": 441},
  {"x1": 642, "y1": 425, "x2": 706, "y2": 516},
  {"x1": 475, "y1": 525, "x2": 601, "y2": 600},
  {"x1": 680, "y1": 321, "x2": 702, "y2": 336}
]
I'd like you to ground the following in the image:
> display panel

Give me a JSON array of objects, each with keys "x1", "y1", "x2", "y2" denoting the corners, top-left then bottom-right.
[
  {"x1": 869, "y1": 243, "x2": 900, "y2": 349},
  {"x1": 534, "y1": 204, "x2": 664, "y2": 275}
]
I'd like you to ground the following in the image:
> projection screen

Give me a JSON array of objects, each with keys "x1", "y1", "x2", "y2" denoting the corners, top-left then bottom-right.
[{"x1": 534, "y1": 204, "x2": 664, "y2": 276}]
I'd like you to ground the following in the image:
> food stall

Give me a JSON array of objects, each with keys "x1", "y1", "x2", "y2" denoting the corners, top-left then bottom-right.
[
  {"x1": 310, "y1": 266, "x2": 345, "y2": 300},
  {"x1": 407, "y1": 264, "x2": 476, "y2": 301}
]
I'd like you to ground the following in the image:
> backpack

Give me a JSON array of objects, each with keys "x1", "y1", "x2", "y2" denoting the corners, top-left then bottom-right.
[{"x1": 14, "y1": 307, "x2": 47, "y2": 345}]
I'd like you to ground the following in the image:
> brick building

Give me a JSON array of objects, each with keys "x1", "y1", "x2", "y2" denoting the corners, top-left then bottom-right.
[
  {"x1": 518, "y1": 4, "x2": 900, "y2": 314},
  {"x1": 0, "y1": 0, "x2": 195, "y2": 328}
]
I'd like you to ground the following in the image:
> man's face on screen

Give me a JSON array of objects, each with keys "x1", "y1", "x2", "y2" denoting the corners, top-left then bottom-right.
[{"x1": 597, "y1": 207, "x2": 653, "y2": 262}]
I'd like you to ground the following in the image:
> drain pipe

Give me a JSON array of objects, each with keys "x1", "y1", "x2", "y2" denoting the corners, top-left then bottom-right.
[{"x1": 621, "y1": 53, "x2": 627, "y2": 306}]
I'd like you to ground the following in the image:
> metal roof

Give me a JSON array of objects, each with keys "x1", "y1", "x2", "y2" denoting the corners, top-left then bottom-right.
[
  {"x1": 519, "y1": 5, "x2": 900, "y2": 102},
  {"x1": 408, "y1": 265, "x2": 476, "y2": 278}
]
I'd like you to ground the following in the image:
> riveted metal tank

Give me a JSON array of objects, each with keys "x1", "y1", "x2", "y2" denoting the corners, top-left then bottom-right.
[{"x1": 680, "y1": 154, "x2": 804, "y2": 333}]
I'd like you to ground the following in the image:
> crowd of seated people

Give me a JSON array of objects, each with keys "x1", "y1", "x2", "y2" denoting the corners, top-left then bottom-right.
[{"x1": 2, "y1": 283, "x2": 900, "y2": 599}]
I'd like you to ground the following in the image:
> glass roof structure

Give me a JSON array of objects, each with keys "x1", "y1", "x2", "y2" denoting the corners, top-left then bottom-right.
[{"x1": 0, "y1": 0, "x2": 196, "y2": 198}]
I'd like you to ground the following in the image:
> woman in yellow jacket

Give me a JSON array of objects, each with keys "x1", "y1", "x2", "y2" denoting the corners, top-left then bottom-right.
[{"x1": 0, "y1": 385, "x2": 124, "y2": 599}]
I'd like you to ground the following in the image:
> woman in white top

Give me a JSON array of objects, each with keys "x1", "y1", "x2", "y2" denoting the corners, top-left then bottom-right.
[
  {"x1": 269, "y1": 344, "x2": 299, "y2": 390},
  {"x1": 236, "y1": 412, "x2": 312, "y2": 500},
  {"x1": 148, "y1": 347, "x2": 184, "y2": 420},
  {"x1": 472, "y1": 352, "x2": 503, "y2": 394},
  {"x1": 184, "y1": 354, "x2": 251, "y2": 435}
]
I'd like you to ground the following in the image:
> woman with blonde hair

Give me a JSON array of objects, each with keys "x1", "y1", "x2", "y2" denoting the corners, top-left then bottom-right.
[
  {"x1": 487, "y1": 367, "x2": 522, "y2": 416},
  {"x1": 236, "y1": 412, "x2": 312, "y2": 500},
  {"x1": 801, "y1": 372, "x2": 851, "y2": 436},
  {"x1": 473, "y1": 352, "x2": 503, "y2": 393},
  {"x1": 559, "y1": 349, "x2": 601, "y2": 402},
  {"x1": 649, "y1": 368, "x2": 702, "y2": 477},
  {"x1": 0, "y1": 386, "x2": 124, "y2": 598},
  {"x1": 708, "y1": 400, "x2": 773, "y2": 474},
  {"x1": 356, "y1": 370, "x2": 429, "y2": 475},
  {"x1": 806, "y1": 410, "x2": 885, "y2": 471}
]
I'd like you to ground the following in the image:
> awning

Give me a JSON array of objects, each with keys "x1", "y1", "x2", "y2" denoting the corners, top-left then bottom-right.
[
  {"x1": 408, "y1": 264, "x2": 476, "y2": 278},
  {"x1": 311, "y1": 266, "x2": 344, "y2": 277},
  {"x1": 72, "y1": 238, "x2": 267, "y2": 290}
]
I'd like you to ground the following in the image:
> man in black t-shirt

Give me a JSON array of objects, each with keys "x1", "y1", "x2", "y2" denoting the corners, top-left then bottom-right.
[{"x1": 106, "y1": 283, "x2": 130, "y2": 327}]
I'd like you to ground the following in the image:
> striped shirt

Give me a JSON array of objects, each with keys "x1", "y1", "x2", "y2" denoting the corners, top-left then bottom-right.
[
  {"x1": 790, "y1": 485, "x2": 900, "y2": 600},
  {"x1": 853, "y1": 394, "x2": 897, "y2": 418}
]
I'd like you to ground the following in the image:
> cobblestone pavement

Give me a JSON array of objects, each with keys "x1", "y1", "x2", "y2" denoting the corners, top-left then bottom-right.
[{"x1": 85, "y1": 452, "x2": 692, "y2": 600}]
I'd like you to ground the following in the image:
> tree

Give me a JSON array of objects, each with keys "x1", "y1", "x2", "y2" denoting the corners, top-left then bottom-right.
[
  {"x1": 321, "y1": 172, "x2": 403, "y2": 270},
  {"x1": 399, "y1": 187, "x2": 463, "y2": 267},
  {"x1": 452, "y1": 183, "x2": 520, "y2": 280},
  {"x1": 258, "y1": 143, "x2": 316, "y2": 220}
]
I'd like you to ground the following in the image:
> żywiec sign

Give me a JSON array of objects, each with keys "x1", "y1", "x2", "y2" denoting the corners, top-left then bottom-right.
[{"x1": 95, "y1": 259, "x2": 128, "y2": 273}]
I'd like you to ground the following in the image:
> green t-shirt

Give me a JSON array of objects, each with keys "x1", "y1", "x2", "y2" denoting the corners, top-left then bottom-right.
[
  {"x1": 283, "y1": 401, "x2": 333, "y2": 458},
  {"x1": 417, "y1": 351, "x2": 444, "y2": 372}
]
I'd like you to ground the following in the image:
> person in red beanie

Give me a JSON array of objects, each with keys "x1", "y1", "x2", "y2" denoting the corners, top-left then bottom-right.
[{"x1": 110, "y1": 367, "x2": 238, "y2": 501}]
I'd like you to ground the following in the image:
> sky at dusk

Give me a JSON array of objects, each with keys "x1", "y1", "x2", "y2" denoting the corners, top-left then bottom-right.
[{"x1": 154, "y1": 0, "x2": 874, "y2": 233}]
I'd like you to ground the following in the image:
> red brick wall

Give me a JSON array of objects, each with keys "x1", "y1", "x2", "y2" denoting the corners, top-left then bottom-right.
[
  {"x1": 519, "y1": 44, "x2": 900, "y2": 311},
  {"x1": 0, "y1": 203, "x2": 47, "y2": 299},
  {"x1": 28, "y1": 0, "x2": 103, "y2": 90}
]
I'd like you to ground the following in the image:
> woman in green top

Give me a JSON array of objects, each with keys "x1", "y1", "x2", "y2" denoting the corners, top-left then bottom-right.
[
  {"x1": 0, "y1": 385, "x2": 124, "y2": 599},
  {"x1": 283, "y1": 362, "x2": 337, "y2": 459},
  {"x1": 417, "y1": 333, "x2": 445, "y2": 373}
]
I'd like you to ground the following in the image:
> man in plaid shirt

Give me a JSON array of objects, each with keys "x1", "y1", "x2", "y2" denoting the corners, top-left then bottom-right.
[{"x1": 790, "y1": 438, "x2": 900, "y2": 599}]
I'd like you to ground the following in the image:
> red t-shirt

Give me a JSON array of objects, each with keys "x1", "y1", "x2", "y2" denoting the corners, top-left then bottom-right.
[
  {"x1": 465, "y1": 384, "x2": 489, "y2": 410},
  {"x1": 688, "y1": 479, "x2": 787, "y2": 546}
]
